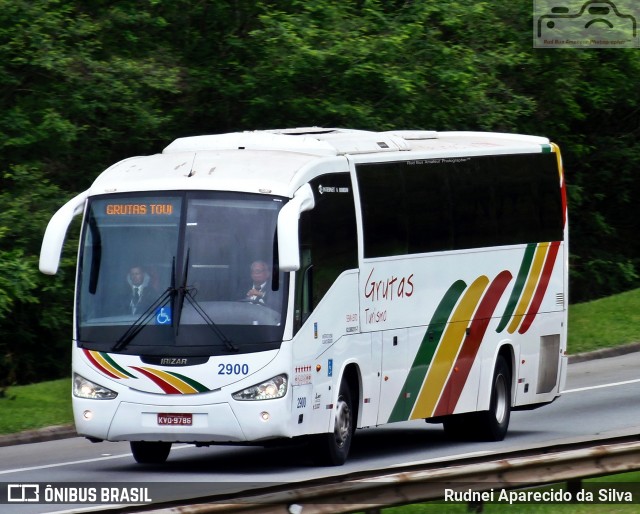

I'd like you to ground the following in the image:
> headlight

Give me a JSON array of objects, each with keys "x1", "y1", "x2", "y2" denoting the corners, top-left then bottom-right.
[
  {"x1": 232, "y1": 374, "x2": 288, "y2": 401},
  {"x1": 73, "y1": 373, "x2": 118, "y2": 400}
]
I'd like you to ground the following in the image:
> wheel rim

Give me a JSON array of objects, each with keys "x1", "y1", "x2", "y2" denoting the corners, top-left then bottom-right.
[
  {"x1": 494, "y1": 374, "x2": 507, "y2": 424},
  {"x1": 334, "y1": 395, "x2": 351, "y2": 449}
]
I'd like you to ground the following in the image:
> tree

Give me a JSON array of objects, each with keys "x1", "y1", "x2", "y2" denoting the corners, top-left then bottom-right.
[
  {"x1": 0, "y1": 165, "x2": 76, "y2": 384},
  {"x1": 1, "y1": 0, "x2": 639, "y2": 384},
  {"x1": 0, "y1": 0, "x2": 182, "y2": 384}
]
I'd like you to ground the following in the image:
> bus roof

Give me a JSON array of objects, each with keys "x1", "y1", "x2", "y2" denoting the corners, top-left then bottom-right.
[
  {"x1": 163, "y1": 127, "x2": 549, "y2": 156},
  {"x1": 90, "y1": 128, "x2": 551, "y2": 197}
]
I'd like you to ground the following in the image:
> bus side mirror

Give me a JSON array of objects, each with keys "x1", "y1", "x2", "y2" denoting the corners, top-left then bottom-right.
[
  {"x1": 277, "y1": 184, "x2": 315, "y2": 272},
  {"x1": 39, "y1": 191, "x2": 89, "y2": 275}
]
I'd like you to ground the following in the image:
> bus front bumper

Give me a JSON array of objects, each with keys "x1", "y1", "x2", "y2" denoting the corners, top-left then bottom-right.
[{"x1": 73, "y1": 397, "x2": 293, "y2": 444}]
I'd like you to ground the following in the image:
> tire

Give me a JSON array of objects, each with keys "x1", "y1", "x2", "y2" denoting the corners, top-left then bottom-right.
[
  {"x1": 476, "y1": 355, "x2": 511, "y2": 441},
  {"x1": 130, "y1": 441, "x2": 172, "y2": 464},
  {"x1": 442, "y1": 413, "x2": 473, "y2": 440},
  {"x1": 442, "y1": 355, "x2": 511, "y2": 441},
  {"x1": 311, "y1": 380, "x2": 354, "y2": 466}
]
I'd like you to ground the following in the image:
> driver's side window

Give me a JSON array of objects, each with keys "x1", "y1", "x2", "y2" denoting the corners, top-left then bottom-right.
[{"x1": 294, "y1": 173, "x2": 358, "y2": 333}]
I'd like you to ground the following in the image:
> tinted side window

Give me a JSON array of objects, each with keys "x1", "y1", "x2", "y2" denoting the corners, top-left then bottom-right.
[
  {"x1": 295, "y1": 174, "x2": 358, "y2": 330},
  {"x1": 357, "y1": 152, "x2": 563, "y2": 258},
  {"x1": 355, "y1": 162, "x2": 408, "y2": 256}
]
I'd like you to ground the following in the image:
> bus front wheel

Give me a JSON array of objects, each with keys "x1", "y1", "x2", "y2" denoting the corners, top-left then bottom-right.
[
  {"x1": 311, "y1": 380, "x2": 353, "y2": 466},
  {"x1": 130, "y1": 441, "x2": 172, "y2": 464}
]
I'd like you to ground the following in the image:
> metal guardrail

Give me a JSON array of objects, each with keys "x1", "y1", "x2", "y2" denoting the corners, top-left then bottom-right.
[{"x1": 122, "y1": 435, "x2": 640, "y2": 514}]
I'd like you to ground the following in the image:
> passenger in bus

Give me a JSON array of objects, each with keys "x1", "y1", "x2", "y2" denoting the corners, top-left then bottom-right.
[
  {"x1": 125, "y1": 265, "x2": 157, "y2": 316},
  {"x1": 241, "y1": 260, "x2": 278, "y2": 308}
]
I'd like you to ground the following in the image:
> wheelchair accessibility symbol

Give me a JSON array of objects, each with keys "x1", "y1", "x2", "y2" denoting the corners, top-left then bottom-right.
[{"x1": 155, "y1": 307, "x2": 172, "y2": 325}]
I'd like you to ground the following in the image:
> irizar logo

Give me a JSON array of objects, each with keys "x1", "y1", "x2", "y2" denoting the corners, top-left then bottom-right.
[{"x1": 160, "y1": 357, "x2": 188, "y2": 365}]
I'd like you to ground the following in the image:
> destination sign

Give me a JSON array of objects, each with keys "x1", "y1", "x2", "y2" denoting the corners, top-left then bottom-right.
[{"x1": 105, "y1": 203, "x2": 174, "y2": 215}]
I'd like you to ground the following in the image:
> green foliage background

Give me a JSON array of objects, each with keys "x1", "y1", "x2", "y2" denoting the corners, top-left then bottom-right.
[{"x1": 0, "y1": 0, "x2": 638, "y2": 384}]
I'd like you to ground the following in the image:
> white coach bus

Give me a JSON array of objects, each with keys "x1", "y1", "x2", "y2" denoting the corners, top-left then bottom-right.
[{"x1": 40, "y1": 128, "x2": 568, "y2": 465}]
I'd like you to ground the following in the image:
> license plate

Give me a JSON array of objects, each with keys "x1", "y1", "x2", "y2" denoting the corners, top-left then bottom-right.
[{"x1": 157, "y1": 413, "x2": 193, "y2": 426}]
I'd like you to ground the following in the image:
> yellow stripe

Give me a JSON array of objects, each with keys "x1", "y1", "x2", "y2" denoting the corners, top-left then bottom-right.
[
  {"x1": 507, "y1": 244, "x2": 549, "y2": 334},
  {"x1": 410, "y1": 276, "x2": 489, "y2": 419},
  {"x1": 143, "y1": 368, "x2": 198, "y2": 394},
  {"x1": 551, "y1": 143, "x2": 564, "y2": 183},
  {"x1": 91, "y1": 351, "x2": 130, "y2": 379}
]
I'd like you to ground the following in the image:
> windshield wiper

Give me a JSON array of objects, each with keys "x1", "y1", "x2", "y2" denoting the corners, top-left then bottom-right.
[
  {"x1": 111, "y1": 254, "x2": 238, "y2": 353},
  {"x1": 111, "y1": 257, "x2": 178, "y2": 353},
  {"x1": 111, "y1": 289, "x2": 173, "y2": 352},
  {"x1": 183, "y1": 290, "x2": 238, "y2": 352},
  {"x1": 177, "y1": 249, "x2": 237, "y2": 352}
]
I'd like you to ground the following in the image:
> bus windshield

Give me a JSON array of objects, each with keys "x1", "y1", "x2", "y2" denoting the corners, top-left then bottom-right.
[{"x1": 76, "y1": 191, "x2": 288, "y2": 356}]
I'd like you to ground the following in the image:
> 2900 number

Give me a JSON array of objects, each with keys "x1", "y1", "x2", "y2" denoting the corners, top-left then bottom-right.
[{"x1": 218, "y1": 363, "x2": 249, "y2": 375}]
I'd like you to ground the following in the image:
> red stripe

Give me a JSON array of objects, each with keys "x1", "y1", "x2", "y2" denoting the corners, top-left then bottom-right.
[
  {"x1": 518, "y1": 241, "x2": 561, "y2": 334},
  {"x1": 434, "y1": 271, "x2": 513, "y2": 417},
  {"x1": 561, "y1": 178, "x2": 568, "y2": 227},
  {"x1": 83, "y1": 349, "x2": 120, "y2": 379},
  {"x1": 130, "y1": 366, "x2": 182, "y2": 394}
]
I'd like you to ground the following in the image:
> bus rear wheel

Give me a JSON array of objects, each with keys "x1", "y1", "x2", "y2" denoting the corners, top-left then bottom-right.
[
  {"x1": 442, "y1": 355, "x2": 511, "y2": 441},
  {"x1": 311, "y1": 380, "x2": 353, "y2": 466},
  {"x1": 130, "y1": 441, "x2": 172, "y2": 464},
  {"x1": 476, "y1": 355, "x2": 511, "y2": 441}
]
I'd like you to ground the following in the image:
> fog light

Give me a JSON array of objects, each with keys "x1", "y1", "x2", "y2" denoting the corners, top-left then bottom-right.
[
  {"x1": 260, "y1": 411, "x2": 270, "y2": 422},
  {"x1": 83, "y1": 410, "x2": 93, "y2": 421}
]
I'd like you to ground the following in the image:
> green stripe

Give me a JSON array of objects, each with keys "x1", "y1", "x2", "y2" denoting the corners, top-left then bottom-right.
[
  {"x1": 101, "y1": 352, "x2": 137, "y2": 378},
  {"x1": 388, "y1": 280, "x2": 467, "y2": 422},
  {"x1": 541, "y1": 144, "x2": 552, "y2": 153},
  {"x1": 166, "y1": 371, "x2": 210, "y2": 393},
  {"x1": 496, "y1": 243, "x2": 537, "y2": 333}
]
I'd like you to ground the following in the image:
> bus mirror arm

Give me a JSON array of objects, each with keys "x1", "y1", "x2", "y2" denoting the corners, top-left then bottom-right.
[
  {"x1": 39, "y1": 190, "x2": 90, "y2": 275},
  {"x1": 277, "y1": 184, "x2": 315, "y2": 272}
]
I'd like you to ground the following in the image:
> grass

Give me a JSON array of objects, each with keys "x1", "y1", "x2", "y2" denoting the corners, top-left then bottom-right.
[
  {"x1": 1, "y1": 290, "x2": 639, "y2": 514},
  {"x1": 0, "y1": 378, "x2": 72, "y2": 435},
  {"x1": 568, "y1": 288, "x2": 640, "y2": 354},
  {"x1": 0, "y1": 288, "x2": 639, "y2": 436}
]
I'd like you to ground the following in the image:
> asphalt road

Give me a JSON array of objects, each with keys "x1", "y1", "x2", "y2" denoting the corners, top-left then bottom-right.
[{"x1": 2, "y1": 348, "x2": 640, "y2": 513}]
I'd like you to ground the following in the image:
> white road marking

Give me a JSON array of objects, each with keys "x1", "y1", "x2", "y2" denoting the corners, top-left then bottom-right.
[
  {"x1": 563, "y1": 378, "x2": 640, "y2": 394},
  {"x1": 392, "y1": 450, "x2": 493, "y2": 469},
  {"x1": 4, "y1": 378, "x2": 640, "y2": 476},
  {"x1": 0, "y1": 444, "x2": 192, "y2": 475}
]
